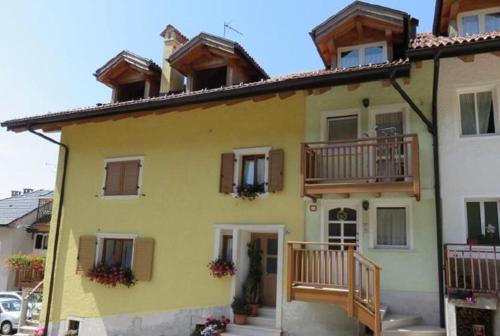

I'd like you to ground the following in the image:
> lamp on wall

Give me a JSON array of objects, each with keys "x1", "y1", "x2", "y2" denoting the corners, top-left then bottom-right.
[
  {"x1": 362, "y1": 98, "x2": 370, "y2": 108},
  {"x1": 362, "y1": 200, "x2": 370, "y2": 211}
]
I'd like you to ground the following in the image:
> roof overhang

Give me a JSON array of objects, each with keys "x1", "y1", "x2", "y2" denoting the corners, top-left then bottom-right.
[
  {"x1": 168, "y1": 33, "x2": 269, "y2": 79},
  {"x1": 2, "y1": 61, "x2": 410, "y2": 133},
  {"x1": 94, "y1": 50, "x2": 161, "y2": 88}
]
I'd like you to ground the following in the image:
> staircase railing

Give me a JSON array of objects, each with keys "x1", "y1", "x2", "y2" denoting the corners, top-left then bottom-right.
[{"x1": 287, "y1": 242, "x2": 381, "y2": 336}]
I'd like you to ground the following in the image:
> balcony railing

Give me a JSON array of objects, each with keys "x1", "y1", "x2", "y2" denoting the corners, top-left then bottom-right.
[
  {"x1": 300, "y1": 135, "x2": 420, "y2": 200},
  {"x1": 287, "y1": 242, "x2": 381, "y2": 336},
  {"x1": 444, "y1": 244, "x2": 500, "y2": 295},
  {"x1": 15, "y1": 268, "x2": 44, "y2": 289},
  {"x1": 35, "y1": 199, "x2": 53, "y2": 223}
]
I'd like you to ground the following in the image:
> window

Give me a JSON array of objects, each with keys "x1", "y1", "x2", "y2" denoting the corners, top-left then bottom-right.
[
  {"x1": 327, "y1": 207, "x2": 358, "y2": 251},
  {"x1": 0, "y1": 300, "x2": 20, "y2": 313},
  {"x1": 116, "y1": 81, "x2": 146, "y2": 102},
  {"x1": 222, "y1": 235, "x2": 233, "y2": 262},
  {"x1": 192, "y1": 66, "x2": 227, "y2": 91},
  {"x1": 466, "y1": 200, "x2": 500, "y2": 241},
  {"x1": 460, "y1": 8, "x2": 500, "y2": 35},
  {"x1": 34, "y1": 233, "x2": 49, "y2": 251},
  {"x1": 241, "y1": 155, "x2": 266, "y2": 188},
  {"x1": 101, "y1": 238, "x2": 134, "y2": 268},
  {"x1": 67, "y1": 319, "x2": 81, "y2": 335},
  {"x1": 339, "y1": 42, "x2": 386, "y2": 68},
  {"x1": 376, "y1": 207, "x2": 408, "y2": 248},
  {"x1": 102, "y1": 157, "x2": 143, "y2": 197},
  {"x1": 327, "y1": 115, "x2": 358, "y2": 141},
  {"x1": 459, "y1": 91, "x2": 496, "y2": 136}
]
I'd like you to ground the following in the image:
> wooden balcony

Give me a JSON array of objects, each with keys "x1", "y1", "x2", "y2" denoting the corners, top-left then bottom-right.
[
  {"x1": 287, "y1": 242, "x2": 381, "y2": 336},
  {"x1": 444, "y1": 244, "x2": 500, "y2": 296},
  {"x1": 300, "y1": 135, "x2": 420, "y2": 200},
  {"x1": 15, "y1": 268, "x2": 44, "y2": 289}
]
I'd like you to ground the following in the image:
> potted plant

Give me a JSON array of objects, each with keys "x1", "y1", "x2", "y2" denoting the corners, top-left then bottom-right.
[
  {"x1": 231, "y1": 297, "x2": 249, "y2": 325},
  {"x1": 207, "y1": 257, "x2": 236, "y2": 278},
  {"x1": 202, "y1": 316, "x2": 230, "y2": 335},
  {"x1": 86, "y1": 264, "x2": 136, "y2": 287},
  {"x1": 236, "y1": 183, "x2": 265, "y2": 200},
  {"x1": 243, "y1": 241, "x2": 262, "y2": 316}
]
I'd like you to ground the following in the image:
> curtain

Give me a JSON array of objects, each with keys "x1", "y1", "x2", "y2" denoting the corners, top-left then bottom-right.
[
  {"x1": 377, "y1": 207, "x2": 407, "y2": 246},
  {"x1": 328, "y1": 116, "x2": 358, "y2": 141},
  {"x1": 462, "y1": 15, "x2": 479, "y2": 35},
  {"x1": 486, "y1": 13, "x2": 500, "y2": 32},
  {"x1": 477, "y1": 91, "x2": 495, "y2": 134},
  {"x1": 460, "y1": 93, "x2": 477, "y2": 135}
]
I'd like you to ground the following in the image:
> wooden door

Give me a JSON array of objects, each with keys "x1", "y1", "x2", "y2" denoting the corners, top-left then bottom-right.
[{"x1": 251, "y1": 233, "x2": 278, "y2": 307}]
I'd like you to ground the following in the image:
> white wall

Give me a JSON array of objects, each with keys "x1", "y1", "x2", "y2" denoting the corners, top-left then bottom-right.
[{"x1": 438, "y1": 53, "x2": 500, "y2": 244}]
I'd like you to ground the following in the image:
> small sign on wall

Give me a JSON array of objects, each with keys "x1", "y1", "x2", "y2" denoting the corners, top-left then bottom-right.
[{"x1": 309, "y1": 204, "x2": 317, "y2": 212}]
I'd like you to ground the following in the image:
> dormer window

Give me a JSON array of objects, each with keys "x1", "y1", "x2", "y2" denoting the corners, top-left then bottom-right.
[
  {"x1": 459, "y1": 8, "x2": 500, "y2": 35},
  {"x1": 338, "y1": 42, "x2": 387, "y2": 68},
  {"x1": 192, "y1": 66, "x2": 227, "y2": 91}
]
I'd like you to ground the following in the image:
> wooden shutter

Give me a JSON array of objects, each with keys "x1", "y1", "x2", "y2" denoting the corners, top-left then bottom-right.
[
  {"x1": 103, "y1": 162, "x2": 122, "y2": 196},
  {"x1": 219, "y1": 153, "x2": 235, "y2": 193},
  {"x1": 122, "y1": 160, "x2": 141, "y2": 195},
  {"x1": 268, "y1": 149, "x2": 284, "y2": 192},
  {"x1": 133, "y1": 238, "x2": 155, "y2": 281},
  {"x1": 76, "y1": 235, "x2": 96, "y2": 274}
]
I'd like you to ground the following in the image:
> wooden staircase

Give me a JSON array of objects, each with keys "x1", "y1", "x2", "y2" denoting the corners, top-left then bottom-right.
[{"x1": 287, "y1": 242, "x2": 382, "y2": 336}]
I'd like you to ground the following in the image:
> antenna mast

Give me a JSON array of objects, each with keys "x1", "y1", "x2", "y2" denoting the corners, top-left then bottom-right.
[{"x1": 224, "y1": 21, "x2": 243, "y2": 37}]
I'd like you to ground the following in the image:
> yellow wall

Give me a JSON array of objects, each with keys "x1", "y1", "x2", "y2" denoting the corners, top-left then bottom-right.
[{"x1": 42, "y1": 93, "x2": 306, "y2": 322}]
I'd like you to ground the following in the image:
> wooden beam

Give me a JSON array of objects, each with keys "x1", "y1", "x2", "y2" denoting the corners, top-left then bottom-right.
[
  {"x1": 252, "y1": 94, "x2": 277, "y2": 102},
  {"x1": 458, "y1": 55, "x2": 475, "y2": 63},
  {"x1": 347, "y1": 84, "x2": 360, "y2": 92},
  {"x1": 372, "y1": 192, "x2": 381, "y2": 198},
  {"x1": 381, "y1": 80, "x2": 391, "y2": 87},
  {"x1": 356, "y1": 21, "x2": 364, "y2": 40},
  {"x1": 278, "y1": 91, "x2": 296, "y2": 100},
  {"x1": 415, "y1": 61, "x2": 423, "y2": 69},
  {"x1": 492, "y1": 51, "x2": 500, "y2": 58},
  {"x1": 340, "y1": 193, "x2": 350, "y2": 199},
  {"x1": 313, "y1": 87, "x2": 331, "y2": 95},
  {"x1": 403, "y1": 77, "x2": 411, "y2": 85}
]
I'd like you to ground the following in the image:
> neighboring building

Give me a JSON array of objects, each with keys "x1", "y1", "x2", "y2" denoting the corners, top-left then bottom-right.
[
  {"x1": 412, "y1": 0, "x2": 500, "y2": 335},
  {"x1": 4, "y1": 1, "x2": 500, "y2": 336},
  {"x1": 0, "y1": 189, "x2": 53, "y2": 291}
]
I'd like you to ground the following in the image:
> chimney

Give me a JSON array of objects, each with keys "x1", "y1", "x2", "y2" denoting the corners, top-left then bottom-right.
[
  {"x1": 23, "y1": 188, "x2": 34, "y2": 194},
  {"x1": 159, "y1": 25, "x2": 187, "y2": 94},
  {"x1": 11, "y1": 190, "x2": 21, "y2": 197}
]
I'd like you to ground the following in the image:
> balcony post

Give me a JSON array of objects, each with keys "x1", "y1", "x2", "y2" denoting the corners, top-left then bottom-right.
[
  {"x1": 373, "y1": 266, "x2": 381, "y2": 336},
  {"x1": 412, "y1": 135, "x2": 420, "y2": 201},
  {"x1": 300, "y1": 143, "x2": 306, "y2": 198},
  {"x1": 287, "y1": 242, "x2": 294, "y2": 302},
  {"x1": 347, "y1": 246, "x2": 355, "y2": 318}
]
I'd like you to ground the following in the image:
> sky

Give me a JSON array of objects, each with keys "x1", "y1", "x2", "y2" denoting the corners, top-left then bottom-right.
[{"x1": 0, "y1": 0, "x2": 436, "y2": 199}]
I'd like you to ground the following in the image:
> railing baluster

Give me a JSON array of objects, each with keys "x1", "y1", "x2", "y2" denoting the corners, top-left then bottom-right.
[
  {"x1": 470, "y1": 244, "x2": 475, "y2": 290},
  {"x1": 478, "y1": 250, "x2": 483, "y2": 291}
]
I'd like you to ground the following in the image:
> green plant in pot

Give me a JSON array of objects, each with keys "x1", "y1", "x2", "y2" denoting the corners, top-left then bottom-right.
[
  {"x1": 231, "y1": 297, "x2": 249, "y2": 325},
  {"x1": 243, "y1": 240, "x2": 263, "y2": 316}
]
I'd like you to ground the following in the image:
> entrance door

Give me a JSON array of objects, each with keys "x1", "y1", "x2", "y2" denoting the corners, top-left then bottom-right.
[
  {"x1": 326, "y1": 207, "x2": 358, "y2": 250},
  {"x1": 251, "y1": 233, "x2": 278, "y2": 307},
  {"x1": 327, "y1": 115, "x2": 359, "y2": 180},
  {"x1": 375, "y1": 111, "x2": 406, "y2": 181}
]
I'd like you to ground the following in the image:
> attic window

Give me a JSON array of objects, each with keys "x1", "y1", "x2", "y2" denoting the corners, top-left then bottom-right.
[
  {"x1": 192, "y1": 66, "x2": 227, "y2": 91},
  {"x1": 338, "y1": 42, "x2": 387, "y2": 68},
  {"x1": 459, "y1": 7, "x2": 500, "y2": 35},
  {"x1": 116, "y1": 81, "x2": 145, "y2": 102}
]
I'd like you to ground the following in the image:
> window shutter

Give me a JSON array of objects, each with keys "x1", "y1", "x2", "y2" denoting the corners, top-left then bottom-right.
[
  {"x1": 133, "y1": 238, "x2": 155, "y2": 281},
  {"x1": 122, "y1": 160, "x2": 141, "y2": 195},
  {"x1": 268, "y1": 149, "x2": 284, "y2": 192},
  {"x1": 219, "y1": 153, "x2": 235, "y2": 193},
  {"x1": 104, "y1": 162, "x2": 123, "y2": 196},
  {"x1": 76, "y1": 235, "x2": 96, "y2": 274}
]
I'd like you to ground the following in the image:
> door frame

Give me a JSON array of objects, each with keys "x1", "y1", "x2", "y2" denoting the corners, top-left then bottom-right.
[
  {"x1": 320, "y1": 199, "x2": 363, "y2": 252},
  {"x1": 368, "y1": 103, "x2": 409, "y2": 134},
  {"x1": 214, "y1": 224, "x2": 285, "y2": 329}
]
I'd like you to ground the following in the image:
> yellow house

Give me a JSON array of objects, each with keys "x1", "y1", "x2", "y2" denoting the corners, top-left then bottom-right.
[{"x1": 2, "y1": 2, "x2": 455, "y2": 336}]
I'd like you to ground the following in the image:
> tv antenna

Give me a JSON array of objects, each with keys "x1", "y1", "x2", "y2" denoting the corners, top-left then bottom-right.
[{"x1": 224, "y1": 21, "x2": 243, "y2": 37}]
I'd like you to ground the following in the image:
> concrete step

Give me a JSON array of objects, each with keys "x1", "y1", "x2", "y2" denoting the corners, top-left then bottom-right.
[
  {"x1": 25, "y1": 319, "x2": 40, "y2": 327},
  {"x1": 258, "y1": 307, "x2": 276, "y2": 318},
  {"x1": 382, "y1": 325, "x2": 446, "y2": 336},
  {"x1": 224, "y1": 323, "x2": 281, "y2": 336},
  {"x1": 16, "y1": 325, "x2": 38, "y2": 336},
  {"x1": 382, "y1": 314, "x2": 422, "y2": 331},
  {"x1": 380, "y1": 304, "x2": 389, "y2": 321},
  {"x1": 247, "y1": 316, "x2": 275, "y2": 328}
]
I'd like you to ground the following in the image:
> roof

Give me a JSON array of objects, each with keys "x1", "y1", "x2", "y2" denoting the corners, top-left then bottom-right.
[
  {"x1": 94, "y1": 50, "x2": 161, "y2": 79},
  {"x1": 160, "y1": 24, "x2": 189, "y2": 44},
  {"x1": 310, "y1": 1, "x2": 409, "y2": 38},
  {"x1": 1, "y1": 60, "x2": 410, "y2": 132},
  {"x1": 168, "y1": 32, "x2": 269, "y2": 79},
  {"x1": 0, "y1": 190, "x2": 53, "y2": 226},
  {"x1": 408, "y1": 32, "x2": 500, "y2": 58}
]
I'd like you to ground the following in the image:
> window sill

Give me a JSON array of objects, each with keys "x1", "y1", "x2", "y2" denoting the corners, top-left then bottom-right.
[
  {"x1": 231, "y1": 192, "x2": 269, "y2": 199},
  {"x1": 99, "y1": 194, "x2": 143, "y2": 200},
  {"x1": 458, "y1": 133, "x2": 500, "y2": 141},
  {"x1": 371, "y1": 246, "x2": 413, "y2": 252}
]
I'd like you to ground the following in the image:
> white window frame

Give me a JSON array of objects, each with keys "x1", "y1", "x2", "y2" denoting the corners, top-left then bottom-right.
[
  {"x1": 464, "y1": 198, "x2": 500, "y2": 238},
  {"x1": 33, "y1": 233, "x2": 49, "y2": 252},
  {"x1": 100, "y1": 156, "x2": 144, "y2": 200},
  {"x1": 337, "y1": 41, "x2": 388, "y2": 68},
  {"x1": 94, "y1": 232, "x2": 138, "y2": 268},
  {"x1": 232, "y1": 146, "x2": 271, "y2": 196},
  {"x1": 369, "y1": 199, "x2": 413, "y2": 250},
  {"x1": 457, "y1": 85, "x2": 498, "y2": 137},
  {"x1": 458, "y1": 7, "x2": 500, "y2": 35},
  {"x1": 320, "y1": 199, "x2": 363, "y2": 252},
  {"x1": 320, "y1": 109, "x2": 362, "y2": 141}
]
